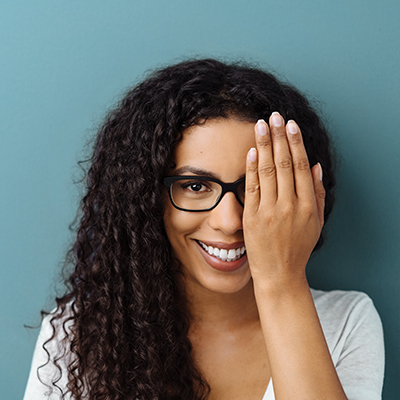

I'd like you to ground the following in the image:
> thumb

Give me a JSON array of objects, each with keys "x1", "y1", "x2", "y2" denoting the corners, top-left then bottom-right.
[{"x1": 312, "y1": 163, "x2": 325, "y2": 228}]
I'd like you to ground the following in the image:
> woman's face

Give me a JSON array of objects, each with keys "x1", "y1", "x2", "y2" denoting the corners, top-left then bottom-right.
[{"x1": 163, "y1": 118, "x2": 256, "y2": 295}]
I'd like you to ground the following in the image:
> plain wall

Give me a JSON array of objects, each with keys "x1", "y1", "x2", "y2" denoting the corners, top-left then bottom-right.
[{"x1": 1, "y1": 0, "x2": 399, "y2": 398}]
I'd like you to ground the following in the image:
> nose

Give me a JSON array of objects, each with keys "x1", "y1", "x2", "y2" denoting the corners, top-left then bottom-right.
[{"x1": 207, "y1": 192, "x2": 243, "y2": 235}]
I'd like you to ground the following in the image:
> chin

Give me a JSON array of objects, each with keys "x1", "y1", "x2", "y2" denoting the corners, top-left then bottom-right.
[{"x1": 182, "y1": 262, "x2": 253, "y2": 295}]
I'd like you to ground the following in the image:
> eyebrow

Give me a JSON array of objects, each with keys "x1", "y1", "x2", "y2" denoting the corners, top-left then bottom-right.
[
  {"x1": 172, "y1": 166, "x2": 245, "y2": 180},
  {"x1": 173, "y1": 166, "x2": 221, "y2": 179}
]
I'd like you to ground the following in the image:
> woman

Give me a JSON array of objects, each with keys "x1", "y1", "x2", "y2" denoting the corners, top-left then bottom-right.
[{"x1": 24, "y1": 59, "x2": 384, "y2": 399}]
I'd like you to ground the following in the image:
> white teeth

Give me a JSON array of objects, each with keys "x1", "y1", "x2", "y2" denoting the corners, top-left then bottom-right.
[
  {"x1": 198, "y1": 241, "x2": 246, "y2": 262},
  {"x1": 228, "y1": 249, "x2": 236, "y2": 260}
]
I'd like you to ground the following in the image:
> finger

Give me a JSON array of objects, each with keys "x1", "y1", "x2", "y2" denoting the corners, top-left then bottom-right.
[
  {"x1": 311, "y1": 163, "x2": 326, "y2": 228},
  {"x1": 285, "y1": 120, "x2": 314, "y2": 201},
  {"x1": 245, "y1": 147, "x2": 260, "y2": 214},
  {"x1": 269, "y1": 112, "x2": 295, "y2": 200},
  {"x1": 255, "y1": 119, "x2": 277, "y2": 204}
]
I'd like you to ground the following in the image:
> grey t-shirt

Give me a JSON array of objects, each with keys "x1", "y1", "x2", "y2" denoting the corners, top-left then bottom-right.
[{"x1": 24, "y1": 289, "x2": 385, "y2": 400}]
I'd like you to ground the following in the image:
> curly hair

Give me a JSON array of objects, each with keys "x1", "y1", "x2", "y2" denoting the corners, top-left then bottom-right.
[{"x1": 41, "y1": 58, "x2": 336, "y2": 399}]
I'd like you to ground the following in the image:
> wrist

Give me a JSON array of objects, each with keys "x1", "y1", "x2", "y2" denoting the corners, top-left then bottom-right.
[{"x1": 252, "y1": 272, "x2": 310, "y2": 300}]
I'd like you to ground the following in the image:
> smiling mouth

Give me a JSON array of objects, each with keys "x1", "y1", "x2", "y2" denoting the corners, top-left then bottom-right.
[{"x1": 196, "y1": 240, "x2": 246, "y2": 262}]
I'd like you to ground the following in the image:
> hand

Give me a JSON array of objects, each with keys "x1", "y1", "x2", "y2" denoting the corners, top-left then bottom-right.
[{"x1": 243, "y1": 112, "x2": 325, "y2": 287}]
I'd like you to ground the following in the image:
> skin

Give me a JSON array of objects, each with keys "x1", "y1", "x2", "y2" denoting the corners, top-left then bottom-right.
[{"x1": 163, "y1": 115, "x2": 348, "y2": 399}]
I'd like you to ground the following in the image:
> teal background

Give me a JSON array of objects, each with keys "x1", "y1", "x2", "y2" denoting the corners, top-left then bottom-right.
[{"x1": 1, "y1": 0, "x2": 399, "y2": 398}]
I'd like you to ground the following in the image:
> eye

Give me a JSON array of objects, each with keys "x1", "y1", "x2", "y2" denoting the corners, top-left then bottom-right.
[{"x1": 181, "y1": 181, "x2": 211, "y2": 193}]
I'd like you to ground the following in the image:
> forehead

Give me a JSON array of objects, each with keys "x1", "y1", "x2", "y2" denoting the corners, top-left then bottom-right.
[{"x1": 172, "y1": 118, "x2": 256, "y2": 180}]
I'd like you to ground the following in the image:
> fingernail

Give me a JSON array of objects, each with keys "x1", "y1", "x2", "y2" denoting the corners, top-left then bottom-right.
[
  {"x1": 249, "y1": 148, "x2": 257, "y2": 162},
  {"x1": 271, "y1": 111, "x2": 282, "y2": 127},
  {"x1": 318, "y1": 163, "x2": 323, "y2": 181},
  {"x1": 256, "y1": 119, "x2": 267, "y2": 136},
  {"x1": 287, "y1": 120, "x2": 298, "y2": 134}
]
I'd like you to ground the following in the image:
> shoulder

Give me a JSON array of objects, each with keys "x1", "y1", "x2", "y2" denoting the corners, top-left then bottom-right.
[
  {"x1": 311, "y1": 288, "x2": 376, "y2": 317},
  {"x1": 310, "y1": 288, "x2": 382, "y2": 334},
  {"x1": 310, "y1": 288, "x2": 385, "y2": 399},
  {"x1": 310, "y1": 288, "x2": 383, "y2": 344},
  {"x1": 37, "y1": 305, "x2": 74, "y2": 354},
  {"x1": 23, "y1": 306, "x2": 74, "y2": 400}
]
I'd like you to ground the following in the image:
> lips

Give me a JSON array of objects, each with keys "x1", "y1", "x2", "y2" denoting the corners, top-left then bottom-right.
[
  {"x1": 195, "y1": 239, "x2": 247, "y2": 272},
  {"x1": 197, "y1": 240, "x2": 246, "y2": 262}
]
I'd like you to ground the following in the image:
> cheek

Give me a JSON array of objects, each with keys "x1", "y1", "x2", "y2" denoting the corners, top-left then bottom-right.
[{"x1": 163, "y1": 205, "x2": 205, "y2": 245}]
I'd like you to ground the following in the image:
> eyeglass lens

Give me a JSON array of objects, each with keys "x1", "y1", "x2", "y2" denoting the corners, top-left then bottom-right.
[{"x1": 170, "y1": 178, "x2": 245, "y2": 211}]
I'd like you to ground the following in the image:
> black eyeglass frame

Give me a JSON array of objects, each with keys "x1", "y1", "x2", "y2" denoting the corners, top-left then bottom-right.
[{"x1": 163, "y1": 175, "x2": 246, "y2": 212}]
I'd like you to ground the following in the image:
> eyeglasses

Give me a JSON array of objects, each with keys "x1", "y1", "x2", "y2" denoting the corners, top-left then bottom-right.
[{"x1": 163, "y1": 176, "x2": 245, "y2": 212}]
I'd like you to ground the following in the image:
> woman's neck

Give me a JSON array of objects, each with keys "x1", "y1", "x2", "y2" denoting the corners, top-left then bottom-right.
[{"x1": 184, "y1": 278, "x2": 260, "y2": 332}]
